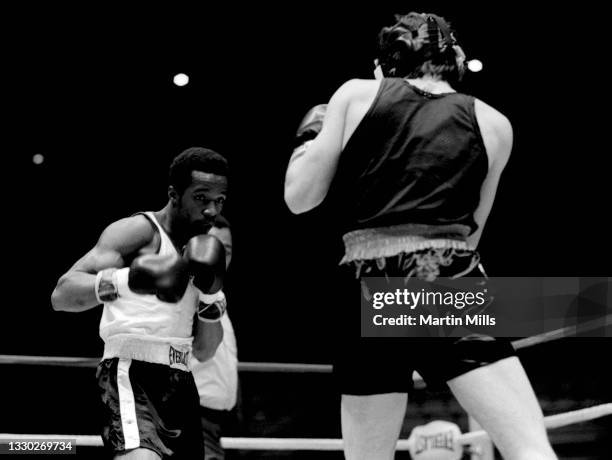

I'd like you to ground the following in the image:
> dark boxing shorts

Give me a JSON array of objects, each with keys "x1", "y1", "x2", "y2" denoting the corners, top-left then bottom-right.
[
  {"x1": 334, "y1": 241, "x2": 516, "y2": 395},
  {"x1": 96, "y1": 358, "x2": 204, "y2": 459}
]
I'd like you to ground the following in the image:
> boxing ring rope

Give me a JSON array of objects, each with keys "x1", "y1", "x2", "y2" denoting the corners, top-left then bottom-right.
[
  {"x1": 1, "y1": 313, "x2": 609, "y2": 372},
  {"x1": 0, "y1": 404, "x2": 610, "y2": 450},
  {"x1": 1, "y1": 316, "x2": 610, "y2": 454},
  {"x1": 0, "y1": 355, "x2": 333, "y2": 373}
]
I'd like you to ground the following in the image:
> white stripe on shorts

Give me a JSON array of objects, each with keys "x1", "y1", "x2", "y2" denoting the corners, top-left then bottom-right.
[{"x1": 117, "y1": 358, "x2": 140, "y2": 449}]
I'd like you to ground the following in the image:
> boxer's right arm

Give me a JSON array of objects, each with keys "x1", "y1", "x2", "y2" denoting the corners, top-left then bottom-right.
[
  {"x1": 51, "y1": 216, "x2": 155, "y2": 312},
  {"x1": 284, "y1": 83, "x2": 352, "y2": 214}
]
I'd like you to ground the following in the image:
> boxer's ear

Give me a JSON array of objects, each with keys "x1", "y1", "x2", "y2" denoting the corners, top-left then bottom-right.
[
  {"x1": 373, "y1": 59, "x2": 384, "y2": 80},
  {"x1": 168, "y1": 186, "x2": 179, "y2": 205}
]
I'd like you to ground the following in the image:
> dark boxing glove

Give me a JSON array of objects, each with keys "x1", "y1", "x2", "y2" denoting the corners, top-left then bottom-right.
[
  {"x1": 128, "y1": 253, "x2": 190, "y2": 302},
  {"x1": 95, "y1": 252, "x2": 190, "y2": 304},
  {"x1": 184, "y1": 234, "x2": 226, "y2": 294},
  {"x1": 294, "y1": 104, "x2": 327, "y2": 148}
]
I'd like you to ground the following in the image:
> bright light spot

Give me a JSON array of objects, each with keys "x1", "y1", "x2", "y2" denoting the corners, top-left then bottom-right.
[
  {"x1": 33, "y1": 154, "x2": 45, "y2": 165},
  {"x1": 173, "y1": 73, "x2": 190, "y2": 86},
  {"x1": 467, "y1": 59, "x2": 483, "y2": 72}
]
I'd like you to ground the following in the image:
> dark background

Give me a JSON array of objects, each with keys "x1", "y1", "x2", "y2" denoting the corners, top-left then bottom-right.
[{"x1": 2, "y1": 2, "x2": 611, "y2": 458}]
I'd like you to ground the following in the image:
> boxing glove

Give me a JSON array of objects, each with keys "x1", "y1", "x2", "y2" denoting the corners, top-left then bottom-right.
[
  {"x1": 95, "y1": 252, "x2": 190, "y2": 303},
  {"x1": 184, "y1": 234, "x2": 226, "y2": 294}
]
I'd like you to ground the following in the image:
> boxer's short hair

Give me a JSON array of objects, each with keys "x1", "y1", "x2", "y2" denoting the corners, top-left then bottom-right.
[{"x1": 169, "y1": 147, "x2": 229, "y2": 193}]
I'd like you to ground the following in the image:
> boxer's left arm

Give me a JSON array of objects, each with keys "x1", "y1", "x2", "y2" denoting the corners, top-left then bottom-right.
[
  {"x1": 184, "y1": 234, "x2": 226, "y2": 361},
  {"x1": 284, "y1": 80, "x2": 355, "y2": 214},
  {"x1": 467, "y1": 99, "x2": 513, "y2": 248},
  {"x1": 192, "y1": 289, "x2": 226, "y2": 361},
  {"x1": 192, "y1": 315, "x2": 224, "y2": 362}
]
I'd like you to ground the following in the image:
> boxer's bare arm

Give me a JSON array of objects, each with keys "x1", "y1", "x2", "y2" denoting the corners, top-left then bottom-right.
[
  {"x1": 51, "y1": 216, "x2": 156, "y2": 312},
  {"x1": 285, "y1": 79, "x2": 375, "y2": 214},
  {"x1": 192, "y1": 319, "x2": 224, "y2": 362},
  {"x1": 285, "y1": 79, "x2": 381, "y2": 214},
  {"x1": 468, "y1": 99, "x2": 513, "y2": 248}
]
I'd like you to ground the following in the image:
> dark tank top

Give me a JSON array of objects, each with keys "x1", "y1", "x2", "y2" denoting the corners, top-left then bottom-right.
[{"x1": 330, "y1": 78, "x2": 488, "y2": 236}]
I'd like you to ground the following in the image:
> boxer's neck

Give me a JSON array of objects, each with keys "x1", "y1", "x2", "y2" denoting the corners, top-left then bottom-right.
[
  {"x1": 155, "y1": 204, "x2": 189, "y2": 248},
  {"x1": 405, "y1": 77, "x2": 455, "y2": 95}
]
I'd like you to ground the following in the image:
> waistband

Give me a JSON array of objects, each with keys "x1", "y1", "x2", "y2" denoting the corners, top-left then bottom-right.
[
  {"x1": 340, "y1": 223, "x2": 473, "y2": 264},
  {"x1": 103, "y1": 334, "x2": 193, "y2": 372}
]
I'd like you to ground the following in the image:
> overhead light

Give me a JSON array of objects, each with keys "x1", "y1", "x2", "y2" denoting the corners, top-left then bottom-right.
[
  {"x1": 173, "y1": 73, "x2": 190, "y2": 87},
  {"x1": 467, "y1": 59, "x2": 483, "y2": 73}
]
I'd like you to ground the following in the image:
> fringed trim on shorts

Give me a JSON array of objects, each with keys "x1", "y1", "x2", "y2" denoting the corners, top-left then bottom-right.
[
  {"x1": 339, "y1": 224, "x2": 479, "y2": 281},
  {"x1": 340, "y1": 223, "x2": 473, "y2": 264}
]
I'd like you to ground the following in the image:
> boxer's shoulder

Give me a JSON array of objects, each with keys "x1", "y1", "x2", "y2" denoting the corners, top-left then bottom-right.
[
  {"x1": 97, "y1": 214, "x2": 158, "y2": 255},
  {"x1": 473, "y1": 98, "x2": 513, "y2": 166},
  {"x1": 474, "y1": 99, "x2": 512, "y2": 137},
  {"x1": 335, "y1": 78, "x2": 382, "y2": 101},
  {"x1": 330, "y1": 79, "x2": 383, "y2": 123}
]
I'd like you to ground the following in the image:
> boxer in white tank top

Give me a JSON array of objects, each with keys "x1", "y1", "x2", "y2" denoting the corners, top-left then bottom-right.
[
  {"x1": 99, "y1": 212, "x2": 200, "y2": 369},
  {"x1": 52, "y1": 147, "x2": 230, "y2": 460}
]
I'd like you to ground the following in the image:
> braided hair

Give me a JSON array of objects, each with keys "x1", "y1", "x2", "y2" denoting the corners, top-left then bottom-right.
[{"x1": 376, "y1": 12, "x2": 465, "y2": 84}]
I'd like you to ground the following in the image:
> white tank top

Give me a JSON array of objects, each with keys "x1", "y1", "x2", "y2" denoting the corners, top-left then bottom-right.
[{"x1": 99, "y1": 212, "x2": 199, "y2": 344}]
